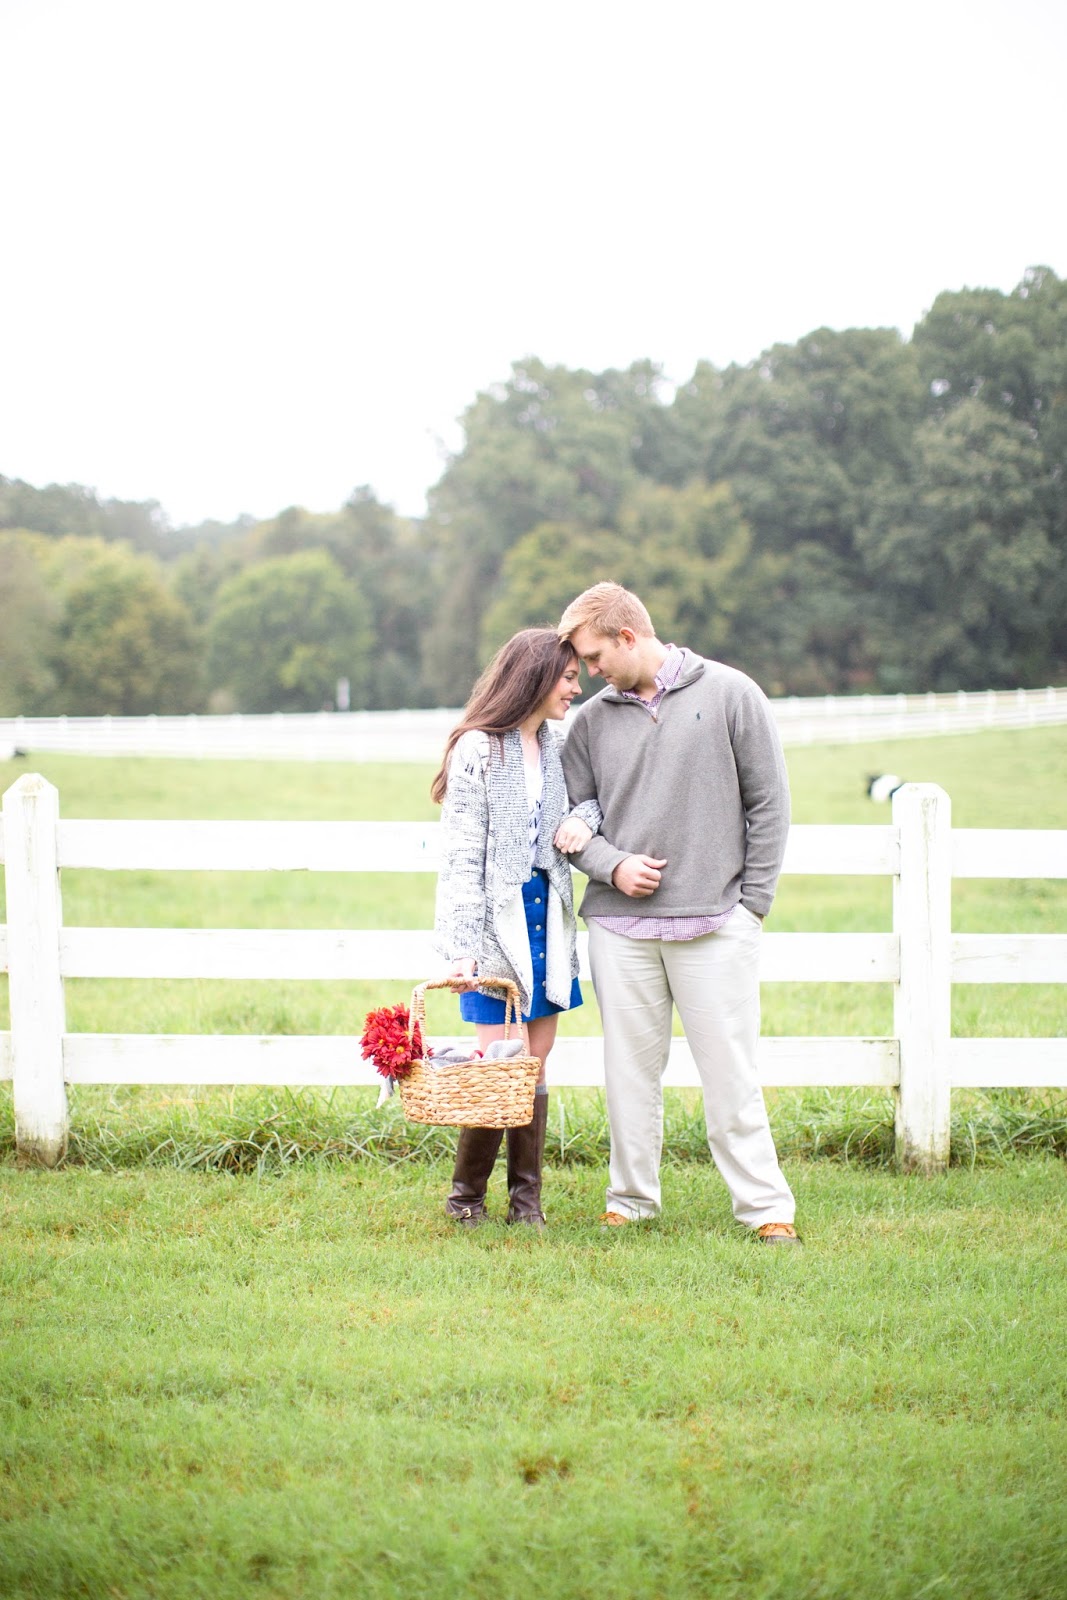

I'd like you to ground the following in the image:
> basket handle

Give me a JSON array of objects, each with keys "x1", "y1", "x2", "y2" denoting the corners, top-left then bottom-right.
[{"x1": 409, "y1": 975, "x2": 523, "y2": 1040}]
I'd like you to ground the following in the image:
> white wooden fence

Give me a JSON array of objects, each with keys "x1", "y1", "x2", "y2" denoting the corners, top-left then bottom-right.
[
  {"x1": 2, "y1": 774, "x2": 1065, "y2": 1173},
  {"x1": 3, "y1": 685, "x2": 1066, "y2": 762}
]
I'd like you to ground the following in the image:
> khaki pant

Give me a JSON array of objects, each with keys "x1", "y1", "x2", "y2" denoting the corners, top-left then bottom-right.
[{"x1": 588, "y1": 908, "x2": 795, "y2": 1226}]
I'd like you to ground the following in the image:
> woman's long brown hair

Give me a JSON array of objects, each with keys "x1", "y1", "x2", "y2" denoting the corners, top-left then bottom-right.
[{"x1": 430, "y1": 628, "x2": 578, "y2": 804}]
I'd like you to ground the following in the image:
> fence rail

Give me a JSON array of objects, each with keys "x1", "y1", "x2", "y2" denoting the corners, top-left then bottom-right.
[
  {"x1": 3, "y1": 685, "x2": 1066, "y2": 762},
  {"x1": 2, "y1": 775, "x2": 1066, "y2": 1172}
]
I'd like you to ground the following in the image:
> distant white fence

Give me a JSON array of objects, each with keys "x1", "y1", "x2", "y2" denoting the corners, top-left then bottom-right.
[
  {"x1": 3, "y1": 685, "x2": 1066, "y2": 762},
  {"x1": 2, "y1": 774, "x2": 1065, "y2": 1173}
]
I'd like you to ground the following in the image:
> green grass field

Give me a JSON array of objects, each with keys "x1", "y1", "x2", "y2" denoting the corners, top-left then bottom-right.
[
  {"x1": 2, "y1": 1161, "x2": 1066, "y2": 1599},
  {"x1": 1, "y1": 729, "x2": 1066, "y2": 1596}
]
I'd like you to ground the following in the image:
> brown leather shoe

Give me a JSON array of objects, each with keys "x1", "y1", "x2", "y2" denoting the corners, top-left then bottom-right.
[
  {"x1": 599, "y1": 1211, "x2": 631, "y2": 1227},
  {"x1": 755, "y1": 1222, "x2": 802, "y2": 1245}
]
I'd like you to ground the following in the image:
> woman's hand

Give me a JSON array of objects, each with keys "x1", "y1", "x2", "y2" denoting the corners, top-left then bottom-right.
[
  {"x1": 447, "y1": 957, "x2": 478, "y2": 990},
  {"x1": 554, "y1": 817, "x2": 593, "y2": 854}
]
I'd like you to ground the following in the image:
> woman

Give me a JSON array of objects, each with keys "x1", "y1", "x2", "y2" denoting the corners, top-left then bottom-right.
[{"x1": 431, "y1": 628, "x2": 598, "y2": 1229}]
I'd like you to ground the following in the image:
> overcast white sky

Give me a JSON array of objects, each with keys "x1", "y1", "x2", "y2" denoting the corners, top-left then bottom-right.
[{"x1": 2, "y1": 0, "x2": 1064, "y2": 528}]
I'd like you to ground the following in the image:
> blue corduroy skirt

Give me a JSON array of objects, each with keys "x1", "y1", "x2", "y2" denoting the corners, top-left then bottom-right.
[{"x1": 459, "y1": 870, "x2": 583, "y2": 1023}]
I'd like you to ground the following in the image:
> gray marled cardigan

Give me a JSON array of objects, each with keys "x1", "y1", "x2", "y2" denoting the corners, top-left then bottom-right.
[{"x1": 432, "y1": 724, "x2": 596, "y2": 1014}]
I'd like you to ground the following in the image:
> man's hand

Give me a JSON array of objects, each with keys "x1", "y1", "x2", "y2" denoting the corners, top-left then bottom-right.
[
  {"x1": 612, "y1": 854, "x2": 667, "y2": 897},
  {"x1": 554, "y1": 817, "x2": 593, "y2": 854}
]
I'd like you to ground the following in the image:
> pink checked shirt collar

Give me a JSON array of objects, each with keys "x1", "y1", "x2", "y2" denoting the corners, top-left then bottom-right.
[{"x1": 618, "y1": 643, "x2": 685, "y2": 715}]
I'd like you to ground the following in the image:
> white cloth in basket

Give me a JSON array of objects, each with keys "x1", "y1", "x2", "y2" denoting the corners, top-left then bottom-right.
[{"x1": 374, "y1": 1036, "x2": 527, "y2": 1105}]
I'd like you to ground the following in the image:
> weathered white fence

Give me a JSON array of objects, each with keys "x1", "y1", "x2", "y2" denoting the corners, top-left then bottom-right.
[
  {"x1": 1, "y1": 775, "x2": 1065, "y2": 1173},
  {"x1": 3, "y1": 685, "x2": 1066, "y2": 762}
]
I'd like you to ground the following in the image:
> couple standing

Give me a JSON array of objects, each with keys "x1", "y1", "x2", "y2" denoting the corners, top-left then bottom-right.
[{"x1": 431, "y1": 582, "x2": 800, "y2": 1245}]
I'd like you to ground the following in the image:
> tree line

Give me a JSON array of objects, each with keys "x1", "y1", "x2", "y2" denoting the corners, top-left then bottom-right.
[{"x1": 2, "y1": 265, "x2": 1064, "y2": 716}]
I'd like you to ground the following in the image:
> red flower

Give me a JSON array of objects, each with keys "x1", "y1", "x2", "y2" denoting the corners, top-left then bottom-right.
[{"x1": 360, "y1": 1003, "x2": 423, "y2": 1081}]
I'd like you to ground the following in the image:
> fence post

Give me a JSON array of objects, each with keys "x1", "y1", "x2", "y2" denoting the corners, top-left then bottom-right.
[
  {"x1": 892, "y1": 783, "x2": 952, "y2": 1173},
  {"x1": 3, "y1": 774, "x2": 68, "y2": 1166}
]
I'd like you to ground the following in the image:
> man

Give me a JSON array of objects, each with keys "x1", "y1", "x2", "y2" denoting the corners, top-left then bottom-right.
[{"x1": 558, "y1": 582, "x2": 800, "y2": 1244}]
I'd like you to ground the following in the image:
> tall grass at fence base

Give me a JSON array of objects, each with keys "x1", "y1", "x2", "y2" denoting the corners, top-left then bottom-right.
[{"x1": 2, "y1": 1084, "x2": 1065, "y2": 1173}]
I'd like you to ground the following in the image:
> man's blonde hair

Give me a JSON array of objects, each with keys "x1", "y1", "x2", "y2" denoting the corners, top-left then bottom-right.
[{"x1": 558, "y1": 582, "x2": 655, "y2": 641}]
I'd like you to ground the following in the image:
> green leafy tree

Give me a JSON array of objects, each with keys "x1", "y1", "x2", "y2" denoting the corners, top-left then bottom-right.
[
  {"x1": 729, "y1": 542, "x2": 896, "y2": 696},
  {"x1": 700, "y1": 328, "x2": 924, "y2": 557},
  {"x1": 166, "y1": 513, "x2": 257, "y2": 556},
  {"x1": 45, "y1": 540, "x2": 202, "y2": 713},
  {"x1": 423, "y1": 360, "x2": 669, "y2": 700},
  {"x1": 432, "y1": 360, "x2": 653, "y2": 542},
  {"x1": 480, "y1": 481, "x2": 755, "y2": 674},
  {"x1": 171, "y1": 539, "x2": 249, "y2": 628},
  {"x1": 857, "y1": 400, "x2": 1056, "y2": 687},
  {"x1": 914, "y1": 266, "x2": 1067, "y2": 675},
  {"x1": 914, "y1": 267, "x2": 1064, "y2": 433},
  {"x1": 479, "y1": 523, "x2": 639, "y2": 655},
  {"x1": 615, "y1": 480, "x2": 755, "y2": 661},
  {"x1": 0, "y1": 476, "x2": 167, "y2": 554},
  {"x1": 661, "y1": 330, "x2": 928, "y2": 692},
  {"x1": 253, "y1": 490, "x2": 437, "y2": 707},
  {"x1": 0, "y1": 532, "x2": 61, "y2": 713},
  {"x1": 207, "y1": 550, "x2": 371, "y2": 712}
]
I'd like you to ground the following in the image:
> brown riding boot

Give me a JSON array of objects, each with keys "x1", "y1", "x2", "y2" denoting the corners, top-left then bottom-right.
[
  {"x1": 506, "y1": 1092, "x2": 548, "y2": 1229},
  {"x1": 445, "y1": 1126, "x2": 504, "y2": 1226}
]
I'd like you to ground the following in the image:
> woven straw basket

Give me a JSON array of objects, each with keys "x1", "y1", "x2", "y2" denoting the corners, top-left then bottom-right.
[{"x1": 398, "y1": 977, "x2": 541, "y2": 1128}]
